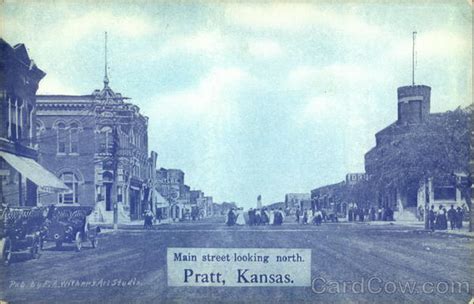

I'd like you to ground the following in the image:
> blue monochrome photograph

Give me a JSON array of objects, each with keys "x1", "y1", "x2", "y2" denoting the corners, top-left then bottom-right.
[{"x1": 0, "y1": 1, "x2": 472, "y2": 303}]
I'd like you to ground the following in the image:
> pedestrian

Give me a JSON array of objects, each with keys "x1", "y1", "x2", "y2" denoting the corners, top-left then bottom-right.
[
  {"x1": 255, "y1": 209, "x2": 262, "y2": 226},
  {"x1": 377, "y1": 207, "x2": 383, "y2": 221},
  {"x1": 295, "y1": 207, "x2": 301, "y2": 223},
  {"x1": 261, "y1": 208, "x2": 269, "y2": 225},
  {"x1": 447, "y1": 205, "x2": 456, "y2": 230},
  {"x1": 144, "y1": 210, "x2": 154, "y2": 229},
  {"x1": 279, "y1": 208, "x2": 285, "y2": 224},
  {"x1": 369, "y1": 207, "x2": 376, "y2": 221},
  {"x1": 302, "y1": 209, "x2": 308, "y2": 225},
  {"x1": 235, "y1": 208, "x2": 245, "y2": 226},
  {"x1": 156, "y1": 208, "x2": 162, "y2": 223},
  {"x1": 436, "y1": 205, "x2": 447, "y2": 230},
  {"x1": 455, "y1": 207, "x2": 464, "y2": 229},
  {"x1": 359, "y1": 208, "x2": 365, "y2": 222},
  {"x1": 274, "y1": 210, "x2": 283, "y2": 225},
  {"x1": 419, "y1": 206, "x2": 424, "y2": 222},
  {"x1": 226, "y1": 209, "x2": 236, "y2": 226},
  {"x1": 428, "y1": 205, "x2": 436, "y2": 231},
  {"x1": 348, "y1": 208, "x2": 353, "y2": 222},
  {"x1": 248, "y1": 208, "x2": 255, "y2": 226},
  {"x1": 313, "y1": 209, "x2": 323, "y2": 226}
]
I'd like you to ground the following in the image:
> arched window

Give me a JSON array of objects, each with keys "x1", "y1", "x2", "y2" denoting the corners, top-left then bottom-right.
[
  {"x1": 57, "y1": 122, "x2": 67, "y2": 154},
  {"x1": 59, "y1": 172, "x2": 79, "y2": 204},
  {"x1": 100, "y1": 126, "x2": 113, "y2": 153},
  {"x1": 70, "y1": 122, "x2": 79, "y2": 153}
]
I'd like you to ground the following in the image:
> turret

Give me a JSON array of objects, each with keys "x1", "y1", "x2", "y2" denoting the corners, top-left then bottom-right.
[{"x1": 397, "y1": 85, "x2": 431, "y2": 124}]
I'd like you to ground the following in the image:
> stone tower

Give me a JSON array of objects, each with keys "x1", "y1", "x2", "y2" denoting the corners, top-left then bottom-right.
[{"x1": 397, "y1": 85, "x2": 431, "y2": 125}]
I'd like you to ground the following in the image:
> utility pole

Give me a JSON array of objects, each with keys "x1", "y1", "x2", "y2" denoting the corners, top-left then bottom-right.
[
  {"x1": 412, "y1": 31, "x2": 417, "y2": 86},
  {"x1": 112, "y1": 125, "x2": 118, "y2": 230},
  {"x1": 103, "y1": 31, "x2": 118, "y2": 230},
  {"x1": 424, "y1": 177, "x2": 432, "y2": 230}
]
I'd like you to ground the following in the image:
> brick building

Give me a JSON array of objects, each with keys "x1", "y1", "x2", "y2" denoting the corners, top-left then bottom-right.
[
  {"x1": 364, "y1": 85, "x2": 471, "y2": 219},
  {"x1": 284, "y1": 193, "x2": 311, "y2": 210},
  {"x1": 0, "y1": 39, "x2": 67, "y2": 207},
  {"x1": 156, "y1": 168, "x2": 191, "y2": 220},
  {"x1": 36, "y1": 74, "x2": 150, "y2": 222}
]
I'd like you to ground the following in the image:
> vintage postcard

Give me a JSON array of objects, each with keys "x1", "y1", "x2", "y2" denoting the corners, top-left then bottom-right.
[{"x1": 0, "y1": 1, "x2": 472, "y2": 303}]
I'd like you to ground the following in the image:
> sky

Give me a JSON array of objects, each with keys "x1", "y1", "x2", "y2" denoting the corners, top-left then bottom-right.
[{"x1": 1, "y1": 1, "x2": 472, "y2": 208}]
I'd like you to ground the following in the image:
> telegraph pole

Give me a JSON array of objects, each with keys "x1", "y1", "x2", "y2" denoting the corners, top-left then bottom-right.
[
  {"x1": 412, "y1": 31, "x2": 416, "y2": 86},
  {"x1": 104, "y1": 31, "x2": 118, "y2": 230}
]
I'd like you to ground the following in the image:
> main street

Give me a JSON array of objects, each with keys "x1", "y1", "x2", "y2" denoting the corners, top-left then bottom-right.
[{"x1": 1, "y1": 217, "x2": 472, "y2": 304}]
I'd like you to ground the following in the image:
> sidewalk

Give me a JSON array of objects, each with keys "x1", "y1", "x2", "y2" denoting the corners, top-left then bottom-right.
[
  {"x1": 365, "y1": 219, "x2": 474, "y2": 238},
  {"x1": 91, "y1": 218, "x2": 172, "y2": 230}
]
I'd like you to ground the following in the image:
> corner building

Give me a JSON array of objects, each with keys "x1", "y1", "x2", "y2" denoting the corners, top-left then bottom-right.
[{"x1": 36, "y1": 76, "x2": 149, "y2": 222}]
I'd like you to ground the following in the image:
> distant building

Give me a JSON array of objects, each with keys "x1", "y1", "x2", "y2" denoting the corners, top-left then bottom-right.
[
  {"x1": 0, "y1": 39, "x2": 67, "y2": 207},
  {"x1": 310, "y1": 182, "x2": 346, "y2": 214},
  {"x1": 36, "y1": 73, "x2": 150, "y2": 222},
  {"x1": 203, "y1": 196, "x2": 213, "y2": 217},
  {"x1": 266, "y1": 202, "x2": 285, "y2": 210},
  {"x1": 156, "y1": 168, "x2": 191, "y2": 220},
  {"x1": 284, "y1": 193, "x2": 311, "y2": 209}
]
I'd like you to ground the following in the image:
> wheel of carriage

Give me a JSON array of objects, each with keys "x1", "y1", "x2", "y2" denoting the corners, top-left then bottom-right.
[
  {"x1": 1, "y1": 237, "x2": 12, "y2": 266},
  {"x1": 75, "y1": 231, "x2": 82, "y2": 252},
  {"x1": 91, "y1": 238, "x2": 98, "y2": 249}
]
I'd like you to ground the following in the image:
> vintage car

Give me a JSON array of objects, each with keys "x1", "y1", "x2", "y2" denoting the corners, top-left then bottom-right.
[
  {"x1": 0, "y1": 206, "x2": 45, "y2": 266},
  {"x1": 42, "y1": 204, "x2": 100, "y2": 252}
]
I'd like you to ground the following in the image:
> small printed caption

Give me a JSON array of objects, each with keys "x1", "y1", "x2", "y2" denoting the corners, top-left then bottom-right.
[{"x1": 167, "y1": 247, "x2": 311, "y2": 287}]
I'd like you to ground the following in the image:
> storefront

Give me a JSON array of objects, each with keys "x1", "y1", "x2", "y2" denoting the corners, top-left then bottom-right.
[
  {"x1": 153, "y1": 190, "x2": 169, "y2": 221},
  {"x1": 0, "y1": 151, "x2": 68, "y2": 206}
]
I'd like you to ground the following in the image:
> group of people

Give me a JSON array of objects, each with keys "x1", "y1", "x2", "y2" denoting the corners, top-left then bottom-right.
[
  {"x1": 226, "y1": 208, "x2": 285, "y2": 226},
  {"x1": 348, "y1": 206, "x2": 394, "y2": 222},
  {"x1": 428, "y1": 204, "x2": 464, "y2": 231},
  {"x1": 295, "y1": 208, "x2": 324, "y2": 225}
]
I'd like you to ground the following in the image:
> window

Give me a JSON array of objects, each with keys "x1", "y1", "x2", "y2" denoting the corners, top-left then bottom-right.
[
  {"x1": 8, "y1": 97, "x2": 18, "y2": 140},
  {"x1": 100, "y1": 126, "x2": 113, "y2": 153},
  {"x1": 434, "y1": 187, "x2": 456, "y2": 200},
  {"x1": 57, "y1": 122, "x2": 67, "y2": 154},
  {"x1": 59, "y1": 172, "x2": 79, "y2": 204},
  {"x1": 70, "y1": 123, "x2": 79, "y2": 153}
]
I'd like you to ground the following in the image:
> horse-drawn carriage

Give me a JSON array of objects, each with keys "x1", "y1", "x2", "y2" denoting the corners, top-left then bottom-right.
[
  {"x1": 0, "y1": 206, "x2": 45, "y2": 266},
  {"x1": 42, "y1": 204, "x2": 100, "y2": 252}
]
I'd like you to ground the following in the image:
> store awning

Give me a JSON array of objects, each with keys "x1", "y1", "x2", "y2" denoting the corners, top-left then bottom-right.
[
  {"x1": 154, "y1": 190, "x2": 169, "y2": 207},
  {"x1": 0, "y1": 151, "x2": 69, "y2": 193}
]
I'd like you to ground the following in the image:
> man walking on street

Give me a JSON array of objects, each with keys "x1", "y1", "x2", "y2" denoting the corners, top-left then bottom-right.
[
  {"x1": 295, "y1": 207, "x2": 301, "y2": 223},
  {"x1": 429, "y1": 205, "x2": 436, "y2": 232},
  {"x1": 447, "y1": 205, "x2": 456, "y2": 230}
]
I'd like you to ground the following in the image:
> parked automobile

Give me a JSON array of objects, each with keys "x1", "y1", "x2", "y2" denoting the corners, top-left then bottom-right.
[
  {"x1": 0, "y1": 206, "x2": 45, "y2": 266},
  {"x1": 42, "y1": 204, "x2": 100, "y2": 252}
]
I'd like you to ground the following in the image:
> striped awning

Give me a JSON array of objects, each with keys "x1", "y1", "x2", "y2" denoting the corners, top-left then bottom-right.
[{"x1": 0, "y1": 151, "x2": 69, "y2": 193}]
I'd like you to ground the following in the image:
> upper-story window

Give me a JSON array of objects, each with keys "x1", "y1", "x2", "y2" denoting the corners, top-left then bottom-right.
[
  {"x1": 6, "y1": 96, "x2": 19, "y2": 141},
  {"x1": 55, "y1": 121, "x2": 81, "y2": 155},
  {"x1": 99, "y1": 126, "x2": 113, "y2": 154},
  {"x1": 70, "y1": 122, "x2": 79, "y2": 154},
  {"x1": 57, "y1": 122, "x2": 67, "y2": 154}
]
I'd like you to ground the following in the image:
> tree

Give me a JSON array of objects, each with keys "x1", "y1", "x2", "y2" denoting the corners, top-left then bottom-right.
[{"x1": 366, "y1": 107, "x2": 472, "y2": 230}]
